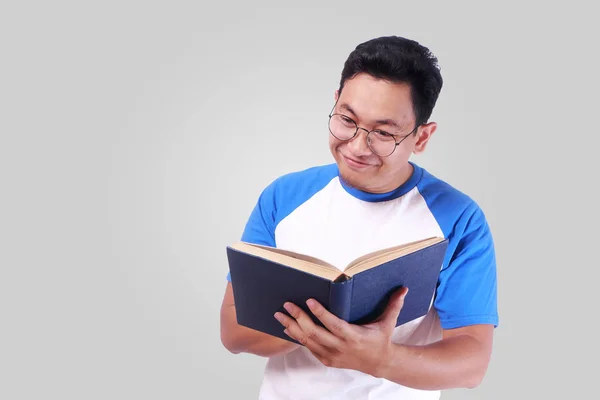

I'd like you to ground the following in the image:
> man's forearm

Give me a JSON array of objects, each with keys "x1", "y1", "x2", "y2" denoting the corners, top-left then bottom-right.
[
  {"x1": 222, "y1": 326, "x2": 299, "y2": 357},
  {"x1": 220, "y1": 302, "x2": 299, "y2": 357},
  {"x1": 377, "y1": 334, "x2": 491, "y2": 390},
  {"x1": 220, "y1": 283, "x2": 300, "y2": 357}
]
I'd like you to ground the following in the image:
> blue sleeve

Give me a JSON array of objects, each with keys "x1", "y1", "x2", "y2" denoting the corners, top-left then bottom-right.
[
  {"x1": 434, "y1": 203, "x2": 499, "y2": 329},
  {"x1": 226, "y1": 181, "x2": 277, "y2": 282},
  {"x1": 225, "y1": 164, "x2": 339, "y2": 282}
]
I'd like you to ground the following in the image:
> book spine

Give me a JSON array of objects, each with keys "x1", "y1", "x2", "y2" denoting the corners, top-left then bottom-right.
[{"x1": 329, "y1": 278, "x2": 354, "y2": 322}]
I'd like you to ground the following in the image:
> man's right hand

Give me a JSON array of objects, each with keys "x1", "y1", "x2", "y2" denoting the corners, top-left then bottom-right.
[{"x1": 220, "y1": 282, "x2": 300, "y2": 357}]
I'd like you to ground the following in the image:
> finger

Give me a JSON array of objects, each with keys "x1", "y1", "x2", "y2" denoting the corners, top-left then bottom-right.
[
  {"x1": 283, "y1": 326, "x2": 330, "y2": 358},
  {"x1": 376, "y1": 287, "x2": 409, "y2": 330},
  {"x1": 306, "y1": 298, "x2": 351, "y2": 340},
  {"x1": 284, "y1": 302, "x2": 342, "y2": 348},
  {"x1": 274, "y1": 311, "x2": 331, "y2": 357},
  {"x1": 280, "y1": 302, "x2": 342, "y2": 349}
]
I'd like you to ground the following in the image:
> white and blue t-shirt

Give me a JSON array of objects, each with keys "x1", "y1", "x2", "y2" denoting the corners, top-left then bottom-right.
[{"x1": 227, "y1": 161, "x2": 498, "y2": 400}]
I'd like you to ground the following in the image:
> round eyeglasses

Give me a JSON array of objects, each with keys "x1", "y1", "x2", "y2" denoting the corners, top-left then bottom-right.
[{"x1": 328, "y1": 113, "x2": 419, "y2": 157}]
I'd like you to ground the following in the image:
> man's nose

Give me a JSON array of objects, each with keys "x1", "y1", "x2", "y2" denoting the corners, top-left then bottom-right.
[{"x1": 347, "y1": 128, "x2": 372, "y2": 156}]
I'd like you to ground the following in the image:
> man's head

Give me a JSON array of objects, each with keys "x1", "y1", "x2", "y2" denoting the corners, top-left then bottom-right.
[{"x1": 329, "y1": 36, "x2": 443, "y2": 194}]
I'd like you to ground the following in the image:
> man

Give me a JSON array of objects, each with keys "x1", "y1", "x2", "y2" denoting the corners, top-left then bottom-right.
[{"x1": 220, "y1": 36, "x2": 498, "y2": 400}]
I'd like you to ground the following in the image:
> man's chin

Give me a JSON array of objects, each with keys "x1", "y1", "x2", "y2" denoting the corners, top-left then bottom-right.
[{"x1": 338, "y1": 166, "x2": 372, "y2": 190}]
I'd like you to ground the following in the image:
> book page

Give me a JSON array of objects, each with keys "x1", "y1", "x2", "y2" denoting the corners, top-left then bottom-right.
[
  {"x1": 229, "y1": 242, "x2": 343, "y2": 281},
  {"x1": 249, "y1": 244, "x2": 339, "y2": 270},
  {"x1": 344, "y1": 237, "x2": 445, "y2": 276}
]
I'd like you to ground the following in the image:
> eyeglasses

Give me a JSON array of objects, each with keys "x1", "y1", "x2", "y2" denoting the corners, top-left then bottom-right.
[{"x1": 328, "y1": 108, "x2": 419, "y2": 157}]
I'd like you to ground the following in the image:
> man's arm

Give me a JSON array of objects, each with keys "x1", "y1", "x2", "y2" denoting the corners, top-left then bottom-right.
[
  {"x1": 379, "y1": 324, "x2": 493, "y2": 390},
  {"x1": 219, "y1": 175, "x2": 299, "y2": 357},
  {"x1": 220, "y1": 282, "x2": 300, "y2": 357},
  {"x1": 274, "y1": 290, "x2": 494, "y2": 391}
]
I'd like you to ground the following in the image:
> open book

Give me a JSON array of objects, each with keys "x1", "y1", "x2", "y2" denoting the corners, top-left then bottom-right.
[{"x1": 226, "y1": 236, "x2": 449, "y2": 343}]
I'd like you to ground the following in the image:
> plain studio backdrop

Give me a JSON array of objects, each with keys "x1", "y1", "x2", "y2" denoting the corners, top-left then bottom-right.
[{"x1": 1, "y1": 1, "x2": 598, "y2": 399}]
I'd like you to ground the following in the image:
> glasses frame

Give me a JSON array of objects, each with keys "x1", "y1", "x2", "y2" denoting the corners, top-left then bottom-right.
[{"x1": 328, "y1": 103, "x2": 420, "y2": 157}]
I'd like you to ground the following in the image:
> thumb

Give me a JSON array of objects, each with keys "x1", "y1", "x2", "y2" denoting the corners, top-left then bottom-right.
[{"x1": 376, "y1": 287, "x2": 409, "y2": 330}]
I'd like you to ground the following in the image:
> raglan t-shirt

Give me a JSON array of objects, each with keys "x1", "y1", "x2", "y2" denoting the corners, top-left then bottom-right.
[{"x1": 226, "y1": 161, "x2": 498, "y2": 400}]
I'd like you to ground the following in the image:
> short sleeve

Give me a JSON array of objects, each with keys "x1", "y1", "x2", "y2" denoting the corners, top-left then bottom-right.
[
  {"x1": 434, "y1": 204, "x2": 499, "y2": 329},
  {"x1": 226, "y1": 182, "x2": 277, "y2": 282}
]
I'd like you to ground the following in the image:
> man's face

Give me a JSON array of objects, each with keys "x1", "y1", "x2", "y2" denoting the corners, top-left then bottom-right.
[{"x1": 329, "y1": 73, "x2": 436, "y2": 194}]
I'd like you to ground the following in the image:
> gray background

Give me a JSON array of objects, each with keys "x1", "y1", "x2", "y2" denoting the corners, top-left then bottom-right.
[{"x1": 1, "y1": 1, "x2": 598, "y2": 399}]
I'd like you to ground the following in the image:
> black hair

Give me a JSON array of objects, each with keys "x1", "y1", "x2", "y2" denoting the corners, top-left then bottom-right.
[{"x1": 339, "y1": 36, "x2": 443, "y2": 127}]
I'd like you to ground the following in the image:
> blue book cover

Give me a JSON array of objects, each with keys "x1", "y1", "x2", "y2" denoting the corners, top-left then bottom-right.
[{"x1": 226, "y1": 237, "x2": 449, "y2": 343}]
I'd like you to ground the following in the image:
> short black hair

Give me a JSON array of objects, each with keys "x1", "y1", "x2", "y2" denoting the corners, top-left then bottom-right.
[{"x1": 339, "y1": 36, "x2": 443, "y2": 127}]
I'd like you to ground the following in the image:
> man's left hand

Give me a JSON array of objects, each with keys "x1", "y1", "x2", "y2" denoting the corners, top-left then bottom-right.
[{"x1": 274, "y1": 287, "x2": 409, "y2": 377}]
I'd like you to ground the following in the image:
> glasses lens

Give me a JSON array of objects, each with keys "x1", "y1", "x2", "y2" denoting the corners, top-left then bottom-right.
[
  {"x1": 367, "y1": 131, "x2": 396, "y2": 157},
  {"x1": 329, "y1": 114, "x2": 356, "y2": 140}
]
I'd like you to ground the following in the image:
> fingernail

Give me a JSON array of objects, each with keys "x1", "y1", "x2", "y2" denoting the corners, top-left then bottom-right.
[
  {"x1": 283, "y1": 303, "x2": 293, "y2": 313},
  {"x1": 306, "y1": 299, "x2": 316, "y2": 308}
]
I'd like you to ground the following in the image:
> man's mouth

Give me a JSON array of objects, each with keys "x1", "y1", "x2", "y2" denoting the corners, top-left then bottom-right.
[{"x1": 342, "y1": 154, "x2": 372, "y2": 169}]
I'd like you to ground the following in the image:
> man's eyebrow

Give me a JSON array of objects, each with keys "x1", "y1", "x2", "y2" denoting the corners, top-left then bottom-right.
[
  {"x1": 339, "y1": 103, "x2": 357, "y2": 116},
  {"x1": 374, "y1": 118, "x2": 403, "y2": 130},
  {"x1": 339, "y1": 103, "x2": 404, "y2": 130}
]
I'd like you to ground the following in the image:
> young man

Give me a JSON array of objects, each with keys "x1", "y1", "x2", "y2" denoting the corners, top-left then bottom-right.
[{"x1": 220, "y1": 36, "x2": 498, "y2": 400}]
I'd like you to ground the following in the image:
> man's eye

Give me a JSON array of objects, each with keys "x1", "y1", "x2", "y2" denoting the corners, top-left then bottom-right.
[{"x1": 372, "y1": 131, "x2": 395, "y2": 140}]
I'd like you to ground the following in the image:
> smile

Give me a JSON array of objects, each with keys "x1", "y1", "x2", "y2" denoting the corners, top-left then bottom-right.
[{"x1": 342, "y1": 155, "x2": 372, "y2": 169}]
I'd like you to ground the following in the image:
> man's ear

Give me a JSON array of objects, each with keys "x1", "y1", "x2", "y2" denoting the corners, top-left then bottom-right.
[
  {"x1": 413, "y1": 122, "x2": 437, "y2": 154},
  {"x1": 334, "y1": 89, "x2": 339, "y2": 102}
]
